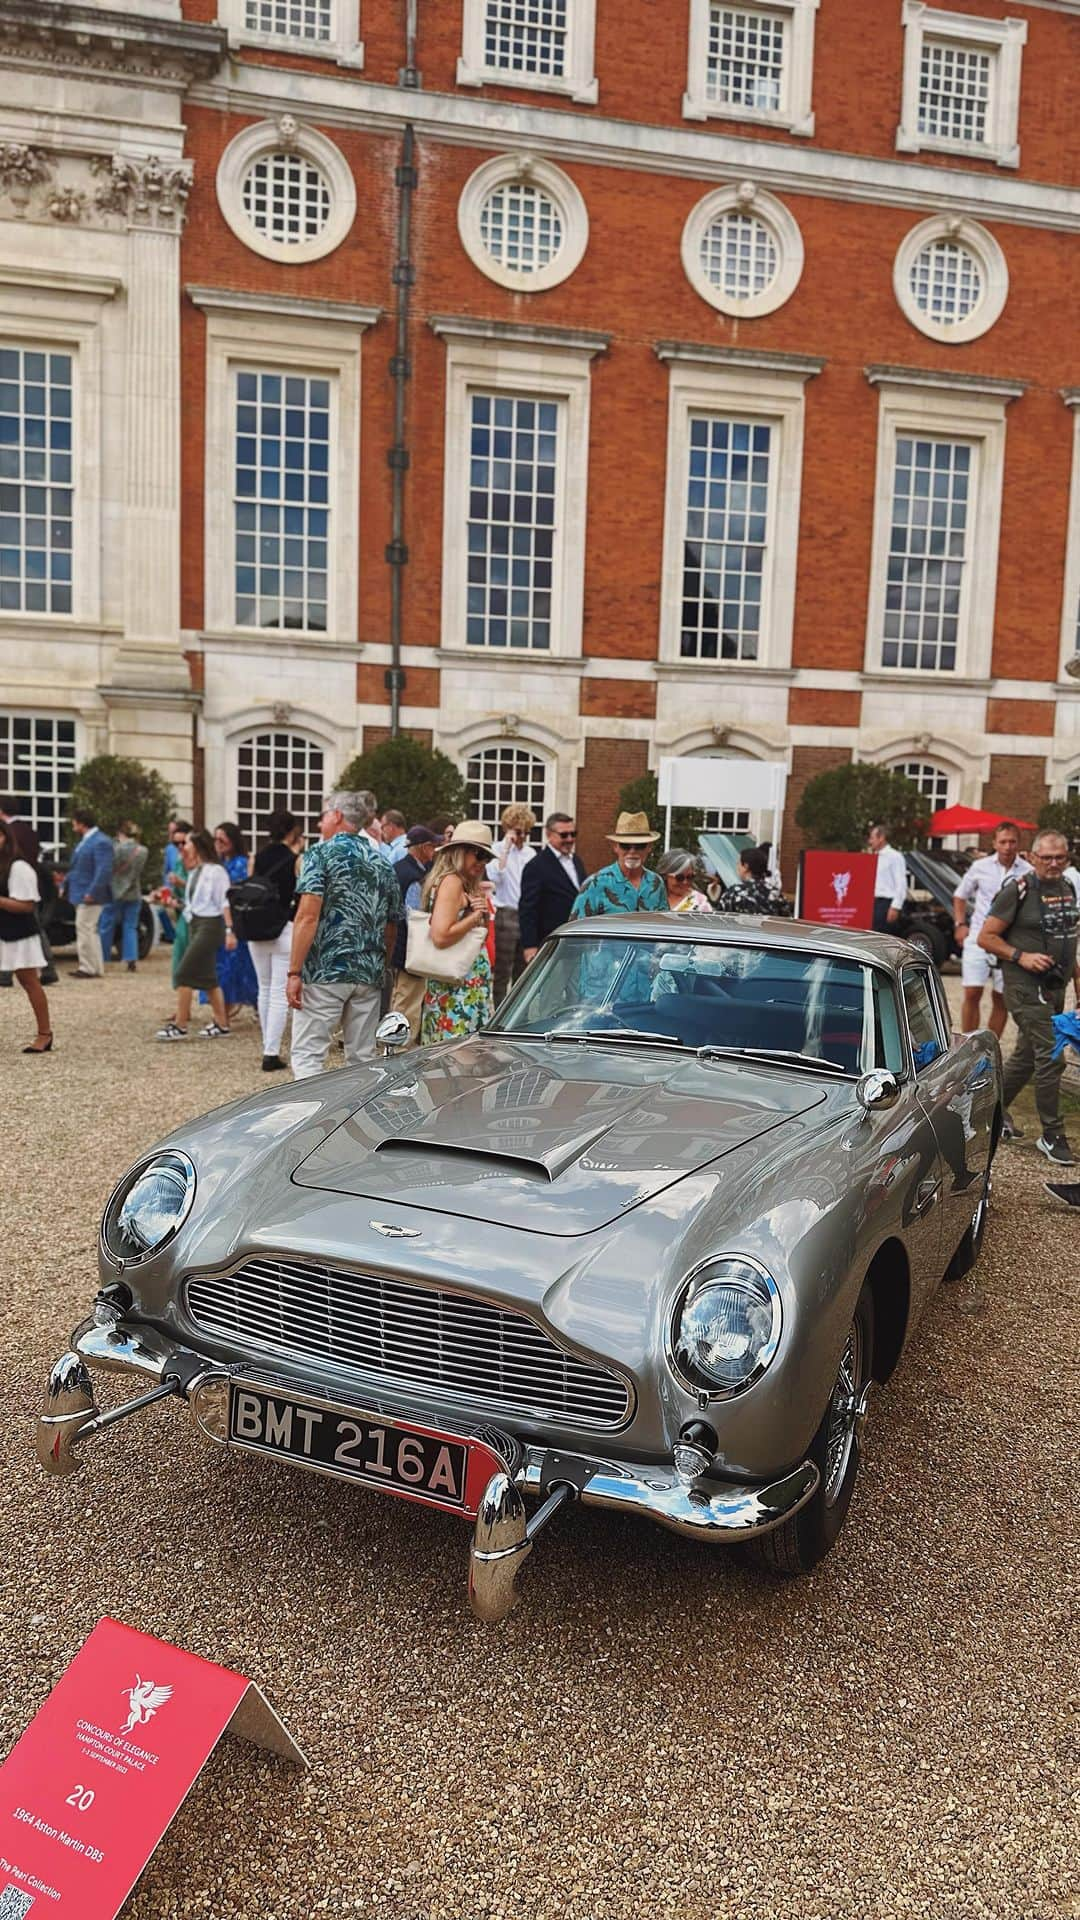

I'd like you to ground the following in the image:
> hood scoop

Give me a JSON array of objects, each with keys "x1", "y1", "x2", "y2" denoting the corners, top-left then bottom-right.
[{"x1": 292, "y1": 1035, "x2": 827, "y2": 1237}]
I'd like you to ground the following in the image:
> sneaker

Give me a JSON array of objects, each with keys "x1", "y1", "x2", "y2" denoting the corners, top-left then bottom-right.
[
  {"x1": 261, "y1": 1053, "x2": 286, "y2": 1072},
  {"x1": 155, "y1": 1022, "x2": 188, "y2": 1042},
  {"x1": 1000, "y1": 1112, "x2": 1024, "y2": 1142},
  {"x1": 1036, "y1": 1132, "x2": 1076, "y2": 1166},
  {"x1": 198, "y1": 1022, "x2": 232, "y2": 1039},
  {"x1": 1044, "y1": 1181, "x2": 1080, "y2": 1208}
]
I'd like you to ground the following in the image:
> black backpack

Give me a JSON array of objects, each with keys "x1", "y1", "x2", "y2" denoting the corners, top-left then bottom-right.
[{"x1": 227, "y1": 848, "x2": 294, "y2": 941}]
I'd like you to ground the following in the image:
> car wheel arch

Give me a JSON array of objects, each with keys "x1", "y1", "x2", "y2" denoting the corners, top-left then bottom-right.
[{"x1": 865, "y1": 1236, "x2": 910, "y2": 1384}]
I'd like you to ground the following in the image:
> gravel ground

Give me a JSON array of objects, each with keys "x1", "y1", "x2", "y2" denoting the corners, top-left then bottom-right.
[{"x1": 2, "y1": 953, "x2": 1078, "y2": 1920}]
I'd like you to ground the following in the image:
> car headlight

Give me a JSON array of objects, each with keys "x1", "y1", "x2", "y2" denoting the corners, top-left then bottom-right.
[
  {"x1": 670, "y1": 1256, "x2": 782, "y2": 1397},
  {"x1": 103, "y1": 1151, "x2": 195, "y2": 1264}
]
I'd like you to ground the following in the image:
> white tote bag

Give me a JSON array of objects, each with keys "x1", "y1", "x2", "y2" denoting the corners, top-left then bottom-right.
[{"x1": 405, "y1": 902, "x2": 488, "y2": 984}]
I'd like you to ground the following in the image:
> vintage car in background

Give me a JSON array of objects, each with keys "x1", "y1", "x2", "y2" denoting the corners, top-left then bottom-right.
[
  {"x1": 896, "y1": 849, "x2": 966, "y2": 968},
  {"x1": 38, "y1": 916, "x2": 1002, "y2": 1620},
  {"x1": 37, "y1": 850, "x2": 160, "y2": 962}
]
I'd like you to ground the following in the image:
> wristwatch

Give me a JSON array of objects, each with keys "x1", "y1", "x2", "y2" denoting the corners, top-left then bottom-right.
[{"x1": 1010, "y1": 946, "x2": 1022, "y2": 964}]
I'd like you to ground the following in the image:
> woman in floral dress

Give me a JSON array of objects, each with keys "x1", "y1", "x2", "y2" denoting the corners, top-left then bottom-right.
[
  {"x1": 419, "y1": 822, "x2": 496, "y2": 1045},
  {"x1": 210, "y1": 822, "x2": 259, "y2": 1017}
]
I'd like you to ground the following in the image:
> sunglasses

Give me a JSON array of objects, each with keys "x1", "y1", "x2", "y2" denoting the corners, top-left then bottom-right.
[
  {"x1": 613, "y1": 841, "x2": 645, "y2": 851},
  {"x1": 554, "y1": 829, "x2": 577, "y2": 840}
]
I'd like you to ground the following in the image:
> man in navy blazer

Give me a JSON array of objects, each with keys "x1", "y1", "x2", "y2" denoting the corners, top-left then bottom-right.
[
  {"x1": 519, "y1": 813, "x2": 586, "y2": 961},
  {"x1": 62, "y1": 808, "x2": 114, "y2": 978}
]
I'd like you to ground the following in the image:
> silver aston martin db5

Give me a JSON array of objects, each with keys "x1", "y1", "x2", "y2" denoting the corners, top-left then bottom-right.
[{"x1": 38, "y1": 915, "x2": 1002, "y2": 1620}]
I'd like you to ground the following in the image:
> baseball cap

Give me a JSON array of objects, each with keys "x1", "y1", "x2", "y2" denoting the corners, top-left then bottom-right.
[{"x1": 405, "y1": 825, "x2": 437, "y2": 845}]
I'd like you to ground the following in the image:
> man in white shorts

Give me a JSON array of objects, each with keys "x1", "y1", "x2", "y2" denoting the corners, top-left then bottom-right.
[{"x1": 952, "y1": 820, "x2": 1031, "y2": 1035}]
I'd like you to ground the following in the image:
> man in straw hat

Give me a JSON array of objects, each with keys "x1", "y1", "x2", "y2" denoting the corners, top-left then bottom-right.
[{"x1": 571, "y1": 812, "x2": 667, "y2": 920}]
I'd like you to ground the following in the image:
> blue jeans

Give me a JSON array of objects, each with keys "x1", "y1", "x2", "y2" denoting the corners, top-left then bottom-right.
[{"x1": 99, "y1": 898, "x2": 141, "y2": 964}]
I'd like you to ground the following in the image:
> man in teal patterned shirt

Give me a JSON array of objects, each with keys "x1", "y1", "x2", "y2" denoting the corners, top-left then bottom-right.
[
  {"x1": 286, "y1": 791, "x2": 401, "y2": 1079},
  {"x1": 570, "y1": 812, "x2": 668, "y2": 920}
]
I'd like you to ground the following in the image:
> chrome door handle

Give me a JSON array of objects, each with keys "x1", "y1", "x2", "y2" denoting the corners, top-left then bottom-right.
[
  {"x1": 968, "y1": 1071, "x2": 993, "y2": 1091},
  {"x1": 914, "y1": 1177, "x2": 941, "y2": 1217}
]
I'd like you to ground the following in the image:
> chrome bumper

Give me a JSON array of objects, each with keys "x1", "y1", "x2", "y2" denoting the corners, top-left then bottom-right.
[{"x1": 39, "y1": 1317, "x2": 820, "y2": 1622}]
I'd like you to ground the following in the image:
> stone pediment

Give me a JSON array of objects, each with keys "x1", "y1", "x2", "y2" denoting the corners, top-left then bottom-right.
[{"x1": 0, "y1": 0, "x2": 226, "y2": 86}]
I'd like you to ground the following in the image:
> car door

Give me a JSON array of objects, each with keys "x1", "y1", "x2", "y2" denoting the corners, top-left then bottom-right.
[
  {"x1": 915, "y1": 963, "x2": 996, "y2": 1260},
  {"x1": 876, "y1": 965, "x2": 950, "y2": 1321}
]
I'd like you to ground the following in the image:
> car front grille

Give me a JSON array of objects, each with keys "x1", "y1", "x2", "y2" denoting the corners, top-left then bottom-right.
[{"x1": 184, "y1": 1256, "x2": 630, "y2": 1431}]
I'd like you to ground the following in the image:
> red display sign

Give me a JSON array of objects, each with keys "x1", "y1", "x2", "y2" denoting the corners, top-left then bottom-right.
[
  {"x1": 799, "y1": 850, "x2": 878, "y2": 930},
  {"x1": 0, "y1": 1618, "x2": 305, "y2": 1919}
]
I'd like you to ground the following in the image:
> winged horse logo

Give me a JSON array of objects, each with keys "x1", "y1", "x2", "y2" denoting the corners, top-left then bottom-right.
[{"x1": 121, "y1": 1676, "x2": 174, "y2": 1734}]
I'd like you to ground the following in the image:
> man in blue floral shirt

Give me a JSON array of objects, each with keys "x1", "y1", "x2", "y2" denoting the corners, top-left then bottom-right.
[
  {"x1": 571, "y1": 812, "x2": 668, "y2": 920},
  {"x1": 286, "y1": 790, "x2": 401, "y2": 1079}
]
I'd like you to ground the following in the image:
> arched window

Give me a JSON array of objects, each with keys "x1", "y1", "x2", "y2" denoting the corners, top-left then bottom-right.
[
  {"x1": 465, "y1": 743, "x2": 549, "y2": 841},
  {"x1": 893, "y1": 758, "x2": 951, "y2": 813},
  {"x1": 235, "y1": 729, "x2": 326, "y2": 844}
]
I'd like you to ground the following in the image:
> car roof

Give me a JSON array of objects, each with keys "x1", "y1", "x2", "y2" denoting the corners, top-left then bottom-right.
[{"x1": 550, "y1": 911, "x2": 922, "y2": 971}]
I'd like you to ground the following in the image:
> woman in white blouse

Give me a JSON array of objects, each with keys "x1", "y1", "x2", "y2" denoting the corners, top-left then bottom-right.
[
  {"x1": 0, "y1": 817, "x2": 52, "y2": 1052},
  {"x1": 155, "y1": 828, "x2": 236, "y2": 1041}
]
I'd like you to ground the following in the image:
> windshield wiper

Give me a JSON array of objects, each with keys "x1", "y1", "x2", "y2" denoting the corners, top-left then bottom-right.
[
  {"x1": 543, "y1": 1027, "x2": 686, "y2": 1048},
  {"x1": 696, "y1": 1045, "x2": 849, "y2": 1076}
]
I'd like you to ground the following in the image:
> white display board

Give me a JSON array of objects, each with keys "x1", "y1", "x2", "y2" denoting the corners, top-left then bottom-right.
[{"x1": 657, "y1": 756, "x2": 787, "y2": 859}]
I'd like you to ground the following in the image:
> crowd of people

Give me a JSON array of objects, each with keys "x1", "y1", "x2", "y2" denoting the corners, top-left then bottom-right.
[{"x1": 3, "y1": 788, "x2": 1078, "y2": 1171}]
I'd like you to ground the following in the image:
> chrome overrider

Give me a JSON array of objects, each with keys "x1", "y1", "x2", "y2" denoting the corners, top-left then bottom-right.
[{"x1": 37, "y1": 1309, "x2": 821, "y2": 1625}]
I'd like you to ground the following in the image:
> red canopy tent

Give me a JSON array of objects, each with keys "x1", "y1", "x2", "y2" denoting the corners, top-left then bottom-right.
[{"x1": 929, "y1": 804, "x2": 1036, "y2": 835}]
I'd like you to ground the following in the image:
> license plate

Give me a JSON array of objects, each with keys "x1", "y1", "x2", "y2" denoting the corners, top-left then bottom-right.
[{"x1": 228, "y1": 1383, "x2": 478, "y2": 1513}]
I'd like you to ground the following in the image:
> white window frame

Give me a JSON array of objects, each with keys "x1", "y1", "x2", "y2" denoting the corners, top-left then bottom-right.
[
  {"x1": 0, "y1": 271, "x2": 116, "y2": 632},
  {"x1": 684, "y1": 0, "x2": 818, "y2": 134},
  {"x1": 897, "y1": 2, "x2": 1026, "y2": 170},
  {"x1": 232, "y1": 725, "x2": 329, "y2": 843},
  {"x1": 464, "y1": 739, "x2": 554, "y2": 840},
  {"x1": 1060, "y1": 395, "x2": 1080, "y2": 683},
  {"x1": 893, "y1": 214, "x2": 1008, "y2": 345},
  {"x1": 217, "y1": 0, "x2": 362, "y2": 64},
  {"x1": 891, "y1": 757, "x2": 955, "y2": 812},
  {"x1": 216, "y1": 119, "x2": 356, "y2": 266},
  {"x1": 458, "y1": 0, "x2": 599, "y2": 103},
  {"x1": 457, "y1": 154, "x2": 589, "y2": 294},
  {"x1": 192, "y1": 291, "x2": 373, "y2": 645},
  {"x1": 657, "y1": 349, "x2": 815, "y2": 672},
  {"x1": 0, "y1": 709, "x2": 79, "y2": 851},
  {"x1": 434, "y1": 324, "x2": 600, "y2": 662},
  {"x1": 681, "y1": 182, "x2": 804, "y2": 320},
  {"x1": 864, "y1": 375, "x2": 1013, "y2": 682}
]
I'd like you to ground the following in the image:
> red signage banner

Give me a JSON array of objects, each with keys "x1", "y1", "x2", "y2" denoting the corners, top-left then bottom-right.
[
  {"x1": 0, "y1": 1618, "x2": 306, "y2": 1919},
  {"x1": 799, "y1": 850, "x2": 878, "y2": 930}
]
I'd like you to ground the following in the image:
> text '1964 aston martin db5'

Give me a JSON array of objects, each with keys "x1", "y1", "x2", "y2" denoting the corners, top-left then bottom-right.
[{"x1": 38, "y1": 914, "x2": 1002, "y2": 1620}]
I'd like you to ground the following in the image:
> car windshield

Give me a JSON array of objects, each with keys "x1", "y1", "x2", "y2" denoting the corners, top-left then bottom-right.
[{"x1": 494, "y1": 937, "x2": 900, "y2": 1077}]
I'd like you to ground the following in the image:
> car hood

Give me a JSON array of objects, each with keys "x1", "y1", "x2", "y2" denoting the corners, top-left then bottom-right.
[{"x1": 292, "y1": 1035, "x2": 828, "y2": 1236}]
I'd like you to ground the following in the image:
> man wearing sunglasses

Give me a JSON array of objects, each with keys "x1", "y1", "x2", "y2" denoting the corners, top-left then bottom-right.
[
  {"x1": 569, "y1": 810, "x2": 667, "y2": 921},
  {"x1": 979, "y1": 828, "x2": 1080, "y2": 1165},
  {"x1": 519, "y1": 812, "x2": 586, "y2": 963}
]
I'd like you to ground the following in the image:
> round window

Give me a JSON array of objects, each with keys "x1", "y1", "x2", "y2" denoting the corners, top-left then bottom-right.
[
  {"x1": 242, "y1": 151, "x2": 331, "y2": 246},
  {"x1": 479, "y1": 181, "x2": 564, "y2": 276},
  {"x1": 893, "y1": 216, "x2": 1007, "y2": 344},
  {"x1": 681, "y1": 184, "x2": 804, "y2": 319},
  {"x1": 458, "y1": 154, "x2": 588, "y2": 293}
]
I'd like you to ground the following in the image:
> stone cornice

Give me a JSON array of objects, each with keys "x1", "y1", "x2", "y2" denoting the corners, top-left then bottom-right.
[
  {"x1": 186, "y1": 285, "x2": 383, "y2": 327},
  {"x1": 655, "y1": 342, "x2": 826, "y2": 380},
  {"x1": 0, "y1": 0, "x2": 227, "y2": 87},
  {"x1": 864, "y1": 364, "x2": 1028, "y2": 400},
  {"x1": 429, "y1": 314, "x2": 611, "y2": 355}
]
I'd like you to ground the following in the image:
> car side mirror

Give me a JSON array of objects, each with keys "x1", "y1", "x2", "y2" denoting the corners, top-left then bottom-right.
[
  {"x1": 375, "y1": 1012, "x2": 411, "y2": 1057},
  {"x1": 856, "y1": 1069, "x2": 901, "y2": 1114}
]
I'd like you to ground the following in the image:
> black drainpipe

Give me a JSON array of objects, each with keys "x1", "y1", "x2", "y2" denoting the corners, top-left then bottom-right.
[{"x1": 386, "y1": 4, "x2": 420, "y2": 737}]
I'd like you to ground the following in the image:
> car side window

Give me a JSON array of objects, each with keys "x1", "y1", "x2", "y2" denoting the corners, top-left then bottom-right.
[
  {"x1": 903, "y1": 969, "x2": 945, "y2": 1073},
  {"x1": 872, "y1": 976, "x2": 905, "y2": 1074}
]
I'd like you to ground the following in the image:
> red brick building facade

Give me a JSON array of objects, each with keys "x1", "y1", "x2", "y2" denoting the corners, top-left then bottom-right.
[{"x1": 3, "y1": 0, "x2": 1079, "y2": 875}]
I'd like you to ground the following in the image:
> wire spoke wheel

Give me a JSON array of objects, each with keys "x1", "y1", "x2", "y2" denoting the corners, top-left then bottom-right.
[{"x1": 823, "y1": 1316, "x2": 864, "y2": 1507}]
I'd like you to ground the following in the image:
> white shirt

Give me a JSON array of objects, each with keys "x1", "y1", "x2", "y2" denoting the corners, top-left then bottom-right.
[
  {"x1": 491, "y1": 838, "x2": 535, "y2": 910},
  {"x1": 873, "y1": 844, "x2": 908, "y2": 910},
  {"x1": 554, "y1": 848, "x2": 581, "y2": 888},
  {"x1": 1064, "y1": 865, "x2": 1080, "y2": 902},
  {"x1": 184, "y1": 862, "x2": 230, "y2": 919},
  {"x1": 955, "y1": 852, "x2": 1033, "y2": 936}
]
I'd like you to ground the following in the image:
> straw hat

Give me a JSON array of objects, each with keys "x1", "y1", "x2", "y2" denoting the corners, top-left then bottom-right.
[
  {"x1": 445, "y1": 819, "x2": 496, "y2": 860},
  {"x1": 606, "y1": 810, "x2": 660, "y2": 846}
]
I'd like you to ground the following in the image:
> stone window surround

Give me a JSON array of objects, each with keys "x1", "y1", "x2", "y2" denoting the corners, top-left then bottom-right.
[
  {"x1": 0, "y1": 268, "x2": 119, "y2": 634},
  {"x1": 432, "y1": 317, "x2": 608, "y2": 663},
  {"x1": 190, "y1": 288, "x2": 378, "y2": 645},
  {"x1": 681, "y1": 180, "x2": 805, "y2": 318},
  {"x1": 1058, "y1": 390, "x2": 1080, "y2": 684},
  {"x1": 217, "y1": 0, "x2": 363, "y2": 68},
  {"x1": 656, "y1": 345, "x2": 823, "y2": 672},
  {"x1": 863, "y1": 367, "x2": 1023, "y2": 683},
  {"x1": 897, "y1": 1, "x2": 1027, "y2": 171},
  {"x1": 457, "y1": 152, "x2": 589, "y2": 294},
  {"x1": 457, "y1": 0, "x2": 599, "y2": 104},
  {"x1": 684, "y1": 0, "x2": 819, "y2": 134},
  {"x1": 893, "y1": 212, "x2": 1008, "y2": 344},
  {"x1": 215, "y1": 118, "x2": 356, "y2": 265}
]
